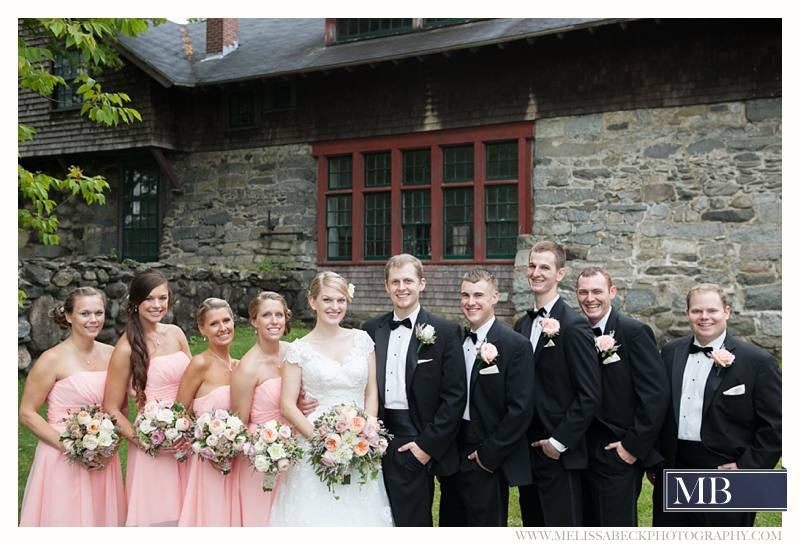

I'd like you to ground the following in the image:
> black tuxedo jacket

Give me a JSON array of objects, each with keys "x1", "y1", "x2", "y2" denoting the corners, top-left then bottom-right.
[
  {"x1": 659, "y1": 333, "x2": 782, "y2": 470},
  {"x1": 363, "y1": 307, "x2": 467, "y2": 476},
  {"x1": 514, "y1": 297, "x2": 601, "y2": 469},
  {"x1": 593, "y1": 307, "x2": 670, "y2": 468},
  {"x1": 467, "y1": 319, "x2": 535, "y2": 486}
]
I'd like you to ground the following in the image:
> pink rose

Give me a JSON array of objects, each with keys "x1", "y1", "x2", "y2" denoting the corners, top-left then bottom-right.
[
  {"x1": 335, "y1": 419, "x2": 349, "y2": 433},
  {"x1": 198, "y1": 447, "x2": 215, "y2": 459},
  {"x1": 595, "y1": 335, "x2": 617, "y2": 353},
  {"x1": 214, "y1": 409, "x2": 230, "y2": 420},
  {"x1": 278, "y1": 425, "x2": 292, "y2": 439},
  {"x1": 541, "y1": 317, "x2": 560, "y2": 336},
  {"x1": 479, "y1": 342, "x2": 498, "y2": 364},
  {"x1": 277, "y1": 458, "x2": 291, "y2": 472},
  {"x1": 711, "y1": 348, "x2": 735, "y2": 368},
  {"x1": 150, "y1": 430, "x2": 166, "y2": 446},
  {"x1": 321, "y1": 451, "x2": 337, "y2": 467}
]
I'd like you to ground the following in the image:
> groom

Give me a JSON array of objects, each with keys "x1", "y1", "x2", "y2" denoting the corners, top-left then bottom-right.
[{"x1": 363, "y1": 254, "x2": 467, "y2": 527}]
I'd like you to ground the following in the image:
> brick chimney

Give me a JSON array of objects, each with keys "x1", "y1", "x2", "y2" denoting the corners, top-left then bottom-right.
[{"x1": 206, "y1": 18, "x2": 238, "y2": 57}]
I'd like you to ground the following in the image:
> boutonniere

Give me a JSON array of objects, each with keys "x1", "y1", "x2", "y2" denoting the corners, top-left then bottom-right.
[
  {"x1": 540, "y1": 316, "x2": 560, "y2": 347},
  {"x1": 415, "y1": 323, "x2": 436, "y2": 353},
  {"x1": 476, "y1": 341, "x2": 498, "y2": 366},
  {"x1": 595, "y1": 331, "x2": 621, "y2": 364},
  {"x1": 710, "y1": 346, "x2": 735, "y2": 376}
]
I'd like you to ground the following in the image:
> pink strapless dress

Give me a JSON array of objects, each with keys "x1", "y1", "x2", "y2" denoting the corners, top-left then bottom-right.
[
  {"x1": 124, "y1": 352, "x2": 191, "y2": 527},
  {"x1": 231, "y1": 378, "x2": 286, "y2": 526},
  {"x1": 179, "y1": 385, "x2": 238, "y2": 526},
  {"x1": 19, "y1": 371, "x2": 126, "y2": 527}
]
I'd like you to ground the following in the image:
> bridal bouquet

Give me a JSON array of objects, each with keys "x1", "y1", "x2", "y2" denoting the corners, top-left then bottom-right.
[
  {"x1": 308, "y1": 404, "x2": 391, "y2": 496},
  {"x1": 242, "y1": 420, "x2": 303, "y2": 491},
  {"x1": 134, "y1": 400, "x2": 194, "y2": 461},
  {"x1": 59, "y1": 405, "x2": 121, "y2": 469},
  {"x1": 190, "y1": 408, "x2": 248, "y2": 475}
]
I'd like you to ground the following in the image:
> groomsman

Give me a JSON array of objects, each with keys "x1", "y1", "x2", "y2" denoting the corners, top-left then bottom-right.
[
  {"x1": 439, "y1": 268, "x2": 535, "y2": 527},
  {"x1": 514, "y1": 241, "x2": 601, "y2": 526},
  {"x1": 652, "y1": 283, "x2": 782, "y2": 527},
  {"x1": 362, "y1": 254, "x2": 467, "y2": 527},
  {"x1": 575, "y1": 267, "x2": 669, "y2": 526}
]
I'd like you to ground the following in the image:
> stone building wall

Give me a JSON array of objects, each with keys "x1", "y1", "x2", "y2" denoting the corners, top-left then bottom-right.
[
  {"x1": 17, "y1": 258, "x2": 305, "y2": 372},
  {"x1": 512, "y1": 98, "x2": 782, "y2": 356}
]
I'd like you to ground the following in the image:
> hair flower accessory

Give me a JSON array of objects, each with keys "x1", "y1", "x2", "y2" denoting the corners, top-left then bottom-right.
[
  {"x1": 347, "y1": 283, "x2": 355, "y2": 298},
  {"x1": 595, "y1": 331, "x2": 620, "y2": 364},
  {"x1": 710, "y1": 346, "x2": 735, "y2": 376},
  {"x1": 415, "y1": 323, "x2": 436, "y2": 353}
]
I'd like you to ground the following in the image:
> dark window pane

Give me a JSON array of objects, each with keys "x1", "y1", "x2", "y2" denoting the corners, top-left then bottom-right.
[
  {"x1": 402, "y1": 189, "x2": 431, "y2": 258},
  {"x1": 486, "y1": 141, "x2": 518, "y2": 180},
  {"x1": 122, "y1": 164, "x2": 160, "y2": 261},
  {"x1": 443, "y1": 145, "x2": 474, "y2": 183},
  {"x1": 229, "y1": 88, "x2": 256, "y2": 128},
  {"x1": 53, "y1": 51, "x2": 83, "y2": 109},
  {"x1": 485, "y1": 184, "x2": 518, "y2": 258},
  {"x1": 271, "y1": 80, "x2": 293, "y2": 110},
  {"x1": 443, "y1": 188, "x2": 473, "y2": 258},
  {"x1": 403, "y1": 149, "x2": 431, "y2": 186},
  {"x1": 326, "y1": 195, "x2": 352, "y2": 260},
  {"x1": 364, "y1": 192, "x2": 392, "y2": 259},
  {"x1": 336, "y1": 18, "x2": 413, "y2": 41},
  {"x1": 328, "y1": 155, "x2": 353, "y2": 190},
  {"x1": 365, "y1": 152, "x2": 392, "y2": 188}
]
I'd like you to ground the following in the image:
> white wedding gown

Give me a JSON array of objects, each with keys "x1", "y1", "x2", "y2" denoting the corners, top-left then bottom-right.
[{"x1": 269, "y1": 330, "x2": 394, "y2": 526}]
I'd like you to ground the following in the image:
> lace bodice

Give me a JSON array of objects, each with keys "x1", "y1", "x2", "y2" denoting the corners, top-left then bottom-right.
[{"x1": 285, "y1": 330, "x2": 374, "y2": 420}]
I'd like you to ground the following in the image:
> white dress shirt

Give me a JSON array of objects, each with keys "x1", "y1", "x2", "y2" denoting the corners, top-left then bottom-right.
[
  {"x1": 529, "y1": 296, "x2": 559, "y2": 350},
  {"x1": 462, "y1": 317, "x2": 495, "y2": 421},
  {"x1": 678, "y1": 331, "x2": 727, "y2": 441},
  {"x1": 384, "y1": 305, "x2": 421, "y2": 410}
]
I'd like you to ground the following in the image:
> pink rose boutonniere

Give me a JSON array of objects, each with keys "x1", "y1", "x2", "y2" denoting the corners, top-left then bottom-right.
[
  {"x1": 477, "y1": 341, "x2": 499, "y2": 366},
  {"x1": 595, "y1": 332, "x2": 621, "y2": 364},
  {"x1": 710, "y1": 347, "x2": 735, "y2": 376},
  {"x1": 540, "y1": 316, "x2": 560, "y2": 347}
]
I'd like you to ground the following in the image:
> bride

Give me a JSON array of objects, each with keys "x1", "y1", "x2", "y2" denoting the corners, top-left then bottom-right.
[{"x1": 270, "y1": 272, "x2": 394, "y2": 526}]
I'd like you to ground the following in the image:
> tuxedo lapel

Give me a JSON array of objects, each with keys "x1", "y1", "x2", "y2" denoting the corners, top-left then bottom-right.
[
  {"x1": 375, "y1": 317, "x2": 391, "y2": 405},
  {"x1": 405, "y1": 308, "x2": 425, "y2": 389},
  {"x1": 702, "y1": 335, "x2": 730, "y2": 416},
  {"x1": 671, "y1": 340, "x2": 691, "y2": 425},
  {"x1": 605, "y1": 307, "x2": 619, "y2": 336},
  {"x1": 470, "y1": 320, "x2": 500, "y2": 391},
  {"x1": 534, "y1": 298, "x2": 564, "y2": 361}
]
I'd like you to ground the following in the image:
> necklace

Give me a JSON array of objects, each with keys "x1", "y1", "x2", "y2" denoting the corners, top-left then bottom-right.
[
  {"x1": 257, "y1": 343, "x2": 281, "y2": 363},
  {"x1": 210, "y1": 350, "x2": 232, "y2": 372},
  {"x1": 69, "y1": 338, "x2": 94, "y2": 365},
  {"x1": 147, "y1": 326, "x2": 161, "y2": 346}
]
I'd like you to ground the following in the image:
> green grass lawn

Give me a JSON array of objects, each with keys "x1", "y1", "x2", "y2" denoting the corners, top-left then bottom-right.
[{"x1": 18, "y1": 324, "x2": 781, "y2": 526}]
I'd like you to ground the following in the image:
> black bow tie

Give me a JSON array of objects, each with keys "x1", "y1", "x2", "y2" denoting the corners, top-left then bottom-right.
[
  {"x1": 688, "y1": 344, "x2": 714, "y2": 357},
  {"x1": 593, "y1": 327, "x2": 603, "y2": 337},
  {"x1": 527, "y1": 307, "x2": 547, "y2": 320},
  {"x1": 390, "y1": 317, "x2": 412, "y2": 330},
  {"x1": 463, "y1": 327, "x2": 478, "y2": 344}
]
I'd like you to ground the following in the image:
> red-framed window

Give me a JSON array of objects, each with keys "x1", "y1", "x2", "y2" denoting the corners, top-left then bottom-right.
[{"x1": 313, "y1": 123, "x2": 532, "y2": 265}]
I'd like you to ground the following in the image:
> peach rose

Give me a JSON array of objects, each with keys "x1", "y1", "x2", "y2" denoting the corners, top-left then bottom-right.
[
  {"x1": 261, "y1": 427, "x2": 278, "y2": 443},
  {"x1": 325, "y1": 433, "x2": 342, "y2": 452},
  {"x1": 76, "y1": 410, "x2": 92, "y2": 426},
  {"x1": 353, "y1": 438, "x2": 370, "y2": 457},
  {"x1": 348, "y1": 415, "x2": 365, "y2": 433},
  {"x1": 479, "y1": 342, "x2": 498, "y2": 364},
  {"x1": 595, "y1": 334, "x2": 617, "y2": 353},
  {"x1": 208, "y1": 418, "x2": 226, "y2": 436},
  {"x1": 541, "y1": 317, "x2": 560, "y2": 336},
  {"x1": 711, "y1": 348, "x2": 735, "y2": 368}
]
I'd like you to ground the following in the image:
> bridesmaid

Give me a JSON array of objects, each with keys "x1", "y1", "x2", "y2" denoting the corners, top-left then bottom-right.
[
  {"x1": 19, "y1": 287, "x2": 126, "y2": 526},
  {"x1": 104, "y1": 269, "x2": 192, "y2": 527},
  {"x1": 230, "y1": 292, "x2": 292, "y2": 526},
  {"x1": 177, "y1": 298, "x2": 240, "y2": 527}
]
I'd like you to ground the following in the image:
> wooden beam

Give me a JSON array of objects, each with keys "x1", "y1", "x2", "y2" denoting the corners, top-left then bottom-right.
[{"x1": 150, "y1": 148, "x2": 184, "y2": 191}]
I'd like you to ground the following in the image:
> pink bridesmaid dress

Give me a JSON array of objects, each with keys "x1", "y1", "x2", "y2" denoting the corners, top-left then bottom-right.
[
  {"x1": 20, "y1": 371, "x2": 127, "y2": 526},
  {"x1": 124, "y1": 351, "x2": 191, "y2": 526},
  {"x1": 232, "y1": 378, "x2": 285, "y2": 526},
  {"x1": 179, "y1": 385, "x2": 238, "y2": 526}
]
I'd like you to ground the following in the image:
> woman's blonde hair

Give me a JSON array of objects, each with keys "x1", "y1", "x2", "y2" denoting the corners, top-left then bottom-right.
[{"x1": 308, "y1": 271, "x2": 352, "y2": 304}]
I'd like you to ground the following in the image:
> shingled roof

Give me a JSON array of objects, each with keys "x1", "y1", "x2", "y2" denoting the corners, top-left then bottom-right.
[{"x1": 116, "y1": 18, "x2": 629, "y2": 88}]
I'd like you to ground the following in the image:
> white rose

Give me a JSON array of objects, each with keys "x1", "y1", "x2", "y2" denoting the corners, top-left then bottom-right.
[
  {"x1": 254, "y1": 440, "x2": 267, "y2": 454},
  {"x1": 143, "y1": 402, "x2": 159, "y2": 420},
  {"x1": 156, "y1": 408, "x2": 175, "y2": 423},
  {"x1": 76, "y1": 410, "x2": 92, "y2": 426},
  {"x1": 175, "y1": 416, "x2": 191, "y2": 432},
  {"x1": 100, "y1": 418, "x2": 116, "y2": 432},
  {"x1": 206, "y1": 434, "x2": 219, "y2": 447},
  {"x1": 138, "y1": 419, "x2": 155, "y2": 433},
  {"x1": 97, "y1": 429, "x2": 114, "y2": 447},
  {"x1": 277, "y1": 458, "x2": 291, "y2": 472},
  {"x1": 165, "y1": 428, "x2": 180, "y2": 441},
  {"x1": 81, "y1": 434, "x2": 99, "y2": 450},
  {"x1": 192, "y1": 441, "x2": 203, "y2": 453},
  {"x1": 267, "y1": 443, "x2": 286, "y2": 460},
  {"x1": 223, "y1": 428, "x2": 238, "y2": 442},
  {"x1": 62, "y1": 439, "x2": 75, "y2": 454},
  {"x1": 253, "y1": 454, "x2": 271, "y2": 473},
  {"x1": 226, "y1": 415, "x2": 244, "y2": 432},
  {"x1": 196, "y1": 412, "x2": 212, "y2": 428}
]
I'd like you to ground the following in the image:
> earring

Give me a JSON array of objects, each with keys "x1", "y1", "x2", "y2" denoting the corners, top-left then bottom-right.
[
  {"x1": 134, "y1": 307, "x2": 138, "y2": 313},
  {"x1": 203, "y1": 335, "x2": 207, "y2": 342}
]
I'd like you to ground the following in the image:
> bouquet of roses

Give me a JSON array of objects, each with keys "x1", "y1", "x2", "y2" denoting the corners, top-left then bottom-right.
[
  {"x1": 308, "y1": 404, "x2": 391, "y2": 497},
  {"x1": 190, "y1": 408, "x2": 248, "y2": 475},
  {"x1": 59, "y1": 405, "x2": 121, "y2": 469},
  {"x1": 242, "y1": 420, "x2": 303, "y2": 491},
  {"x1": 134, "y1": 399, "x2": 194, "y2": 461}
]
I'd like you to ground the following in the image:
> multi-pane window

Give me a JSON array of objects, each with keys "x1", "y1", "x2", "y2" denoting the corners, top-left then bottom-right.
[
  {"x1": 228, "y1": 87, "x2": 257, "y2": 129},
  {"x1": 121, "y1": 164, "x2": 160, "y2": 261},
  {"x1": 52, "y1": 51, "x2": 83, "y2": 109},
  {"x1": 314, "y1": 123, "x2": 531, "y2": 264},
  {"x1": 336, "y1": 19, "x2": 413, "y2": 41}
]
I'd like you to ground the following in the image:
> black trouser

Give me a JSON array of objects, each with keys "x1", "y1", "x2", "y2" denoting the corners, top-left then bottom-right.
[
  {"x1": 519, "y1": 447, "x2": 583, "y2": 526},
  {"x1": 582, "y1": 434, "x2": 645, "y2": 527}
]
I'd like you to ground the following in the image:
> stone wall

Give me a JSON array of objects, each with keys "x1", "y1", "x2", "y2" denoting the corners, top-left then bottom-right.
[
  {"x1": 17, "y1": 258, "x2": 307, "y2": 372},
  {"x1": 513, "y1": 98, "x2": 782, "y2": 357}
]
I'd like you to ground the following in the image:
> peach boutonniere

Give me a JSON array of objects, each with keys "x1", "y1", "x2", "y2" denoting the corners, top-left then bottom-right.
[
  {"x1": 710, "y1": 347, "x2": 735, "y2": 376},
  {"x1": 477, "y1": 341, "x2": 498, "y2": 366},
  {"x1": 595, "y1": 331, "x2": 621, "y2": 364},
  {"x1": 540, "y1": 316, "x2": 560, "y2": 347}
]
